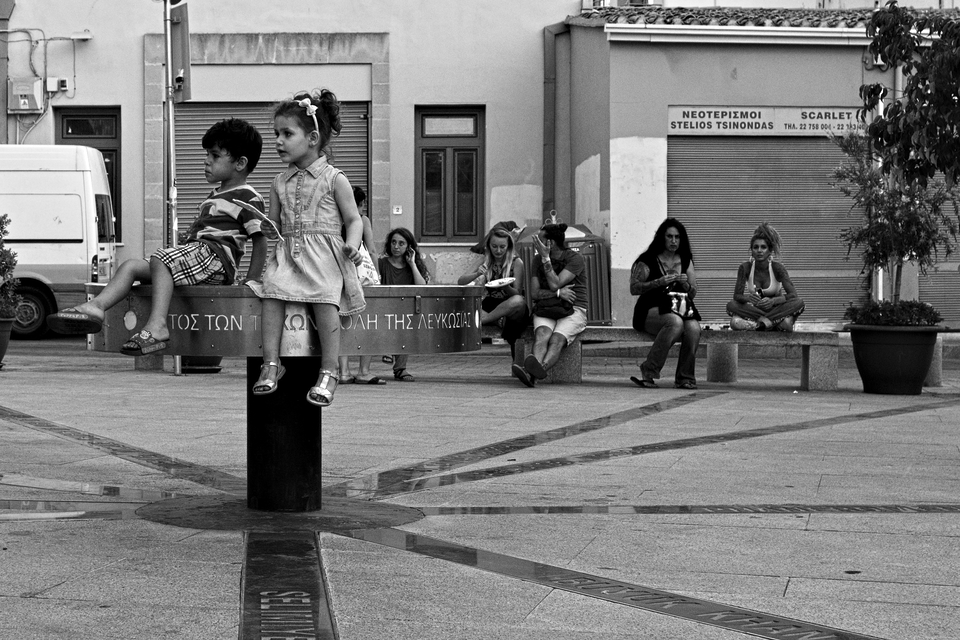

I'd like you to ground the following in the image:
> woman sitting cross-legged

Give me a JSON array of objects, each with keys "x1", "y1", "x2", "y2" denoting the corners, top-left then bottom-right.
[{"x1": 726, "y1": 222, "x2": 805, "y2": 332}]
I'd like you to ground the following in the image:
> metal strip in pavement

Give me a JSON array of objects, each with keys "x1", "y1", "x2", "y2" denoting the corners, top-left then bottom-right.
[
  {"x1": 240, "y1": 531, "x2": 336, "y2": 640},
  {"x1": 0, "y1": 510, "x2": 132, "y2": 521},
  {"x1": 0, "y1": 472, "x2": 186, "y2": 500},
  {"x1": 0, "y1": 405, "x2": 246, "y2": 494},
  {"x1": 344, "y1": 528, "x2": 886, "y2": 640},
  {"x1": 391, "y1": 398, "x2": 960, "y2": 496},
  {"x1": 0, "y1": 499, "x2": 146, "y2": 513},
  {"x1": 324, "y1": 392, "x2": 722, "y2": 499},
  {"x1": 418, "y1": 503, "x2": 960, "y2": 516}
]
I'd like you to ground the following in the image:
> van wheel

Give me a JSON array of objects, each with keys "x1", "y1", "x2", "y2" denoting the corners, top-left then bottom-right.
[{"x1": 12, "y1": 286, "x2": 50, "y2": 339}]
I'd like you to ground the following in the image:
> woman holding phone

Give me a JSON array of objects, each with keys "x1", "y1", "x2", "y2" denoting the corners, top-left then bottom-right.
[{"x1": 378, "y1": 227, "x2": 429, "y2": 381}]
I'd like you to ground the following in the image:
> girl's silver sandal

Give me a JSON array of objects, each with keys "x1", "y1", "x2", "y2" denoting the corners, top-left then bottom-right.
[
  {"x1": 306, "y1": 369, "x2": 339, "y2": 407},
  {"x1": 252, "y1": 361, "x2": 285, "y2": 395}
]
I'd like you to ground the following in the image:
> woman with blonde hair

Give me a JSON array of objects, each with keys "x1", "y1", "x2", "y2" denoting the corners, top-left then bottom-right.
[
  {"x1": 726, "y1": 222, "x2": 805, "y2": 331},
  {"x1": 458, "y1": 224, "x2": 529, "y2": 358}
]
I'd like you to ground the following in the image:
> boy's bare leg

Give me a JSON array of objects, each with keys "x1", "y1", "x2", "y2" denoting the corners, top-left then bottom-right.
[
  {"x1": 338, "y1": 355, "x2": 353, "y2": 379},
  {"x1": 137, "y1": 256, "x2": 175, "y2": 341},
  {"x1": 65, "y1": 258, "x2": 151, "y2": 319},
  {"x1": 358, "y1": 355, "x2": 373, "y2": 376}
]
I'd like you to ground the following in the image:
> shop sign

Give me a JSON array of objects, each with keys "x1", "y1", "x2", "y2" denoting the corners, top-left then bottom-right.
[{"x1": 668, "y1": 106, "x2": 866, "y2": 136}]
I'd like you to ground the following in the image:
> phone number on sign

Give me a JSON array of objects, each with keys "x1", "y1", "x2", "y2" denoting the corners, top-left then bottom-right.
[{"x1": 797, "y1": 122, "x2": 864, "y2": 132}]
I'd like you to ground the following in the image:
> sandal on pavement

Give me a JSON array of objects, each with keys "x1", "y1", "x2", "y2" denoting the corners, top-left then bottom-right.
[
  {"x1": 356, "y1": 375, "x2": 386, "y2": 385},
  {"x1": 46, "y1": 308, "x2": 104, "y2": 335},
  {"x1": 512, "y1": 363, "x2": 535, "y2": 388},
  {"x1": 120, "y1": 330, "x2": 168, "y2": 356},
  {"x1": 252, "y1": 362, "x2": 286, "y2": 396},
  {"x1": 630, "y1": 376, "x2": 658, "y2": 389},
  {"x1": 307, "y1": 370, "x2": 340, "y2": 407},
  {"x1": 675, "y1": 381, "x2": 697, "y2": 390},
  {"x1": 339, "y1": 375, "x2": 356, "y2": 384},
  {"x1": 393, "y1": 368, "x2": 415, "y2": 382},
  {"x1": 523, "y1": 354, "x2": 548, "y2": 380}
]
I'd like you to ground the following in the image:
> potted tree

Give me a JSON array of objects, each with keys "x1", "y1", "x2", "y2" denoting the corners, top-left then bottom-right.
[
  {"x1": 0, "y1": 214, "x2": 22, "y2": 368},
  {"x1": 832, "y1": 0, "x2": 960, "y2": 394}
]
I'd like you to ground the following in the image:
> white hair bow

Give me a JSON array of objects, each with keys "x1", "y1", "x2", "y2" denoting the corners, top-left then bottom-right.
[{"x1": 297, "y1": 97, "x2": 319, "y2": 133}]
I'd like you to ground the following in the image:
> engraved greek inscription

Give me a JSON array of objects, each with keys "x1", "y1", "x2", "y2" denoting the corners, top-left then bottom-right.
[
  {"x1": 207, "y1": 314, "x2": 240, "y2": 331},
  {"x1": 287, "y1": 314, "x2": 307, "y2": 331}
]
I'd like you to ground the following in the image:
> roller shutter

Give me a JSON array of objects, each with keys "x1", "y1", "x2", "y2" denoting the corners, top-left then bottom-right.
[
  {"x1": 667, "y1": 136, "x2": 864, "y2": 323},
  {"x1": 173, "y1": 102, "x2": 369, "y2": 280}
]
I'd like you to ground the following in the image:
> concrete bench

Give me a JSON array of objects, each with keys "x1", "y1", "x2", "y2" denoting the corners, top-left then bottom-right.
[
  {"x1": 486, "y1": 325, "x2": 842, "y2": 390},
  {"x1": 487, "y1": 324, "x2": 944, "y2": 390}
]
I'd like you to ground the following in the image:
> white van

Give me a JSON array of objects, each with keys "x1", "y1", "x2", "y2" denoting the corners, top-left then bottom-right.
[{"x1": 0, "y1": 145, "x2": 116, "y2": 337}]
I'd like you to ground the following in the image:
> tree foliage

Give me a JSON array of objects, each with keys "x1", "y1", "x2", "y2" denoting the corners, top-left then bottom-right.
[
  {"x1": 832, "y1": 133, "x2": 960, "y2": 303},
  {"x1": 860, "y1": 1, "x2": 960, "y2": 190},
  {"x1": 0, "y1": 214, "x2": 21, "y2": 318}
]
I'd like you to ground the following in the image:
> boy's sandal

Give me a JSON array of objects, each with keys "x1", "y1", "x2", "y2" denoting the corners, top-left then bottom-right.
[
  {"x1": 119, "y1": 330, "x2": 168, "y2": 356},
  {"x1": 630, "y1": 376, "x2": 658, "y2": 389},
  {"x1": 252, "y1": 362, "x2": 286, "y2": 396},
  {"x1": 307, "y1": 370, "x2": 339, "y2": 407},
  {"x1": 46, "y1": 309, "x2": 104, "y2": 335},
  {"x1": 393, "y1": 368, "x2": 415, "y2": 382},
  {"x1": 356, "y1": 375, "x2": 386, "y2": 385}
]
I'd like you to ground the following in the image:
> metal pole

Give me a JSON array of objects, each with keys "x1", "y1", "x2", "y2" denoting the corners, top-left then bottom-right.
[{"x1": 163, "y1": 0, "x2": 182, "y2": 375}]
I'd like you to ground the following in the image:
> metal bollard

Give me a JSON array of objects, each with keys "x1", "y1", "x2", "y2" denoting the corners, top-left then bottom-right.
[{"x1": 246, "y1": 356, "x2": 323, "y2": 512}]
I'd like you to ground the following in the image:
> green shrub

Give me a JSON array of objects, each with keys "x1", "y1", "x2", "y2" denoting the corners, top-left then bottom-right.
[{"x1": 844, "y1": 299, "x2": 941, "y2": 326}]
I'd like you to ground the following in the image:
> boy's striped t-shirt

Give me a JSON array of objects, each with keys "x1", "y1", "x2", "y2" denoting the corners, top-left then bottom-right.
[{"x1": 185, "y1": 184, "x2": 265, "y2": 283}]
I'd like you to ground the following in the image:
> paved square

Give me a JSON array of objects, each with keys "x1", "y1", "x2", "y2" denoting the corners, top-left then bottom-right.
[{"x1": 1, "y1": 337, "x2": 958, "y2": 639}]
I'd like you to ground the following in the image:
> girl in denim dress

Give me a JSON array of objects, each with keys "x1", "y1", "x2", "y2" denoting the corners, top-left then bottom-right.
[{"x1": 249, "y1": 89, "x2": 365, "y2": 407}]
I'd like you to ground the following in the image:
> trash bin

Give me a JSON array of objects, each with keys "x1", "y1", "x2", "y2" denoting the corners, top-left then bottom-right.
[{"x1": 519, "y1": 227, "x2": 612, "y2": 325}]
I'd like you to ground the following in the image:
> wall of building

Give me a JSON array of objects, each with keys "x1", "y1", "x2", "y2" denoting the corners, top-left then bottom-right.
[
  {"x1": 567, "y1": 25, "x2": 611, "y2": 240},
  {"x1": 599, "y1": 36, "x2": 887, "y2": 324},
  {"x1": 6, "y1": 0, "x2": 580, "y2": 280}
]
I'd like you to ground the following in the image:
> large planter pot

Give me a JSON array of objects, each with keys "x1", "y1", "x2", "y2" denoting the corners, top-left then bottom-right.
[
  {"x1": 0, "y1": 317, "x2": 13, "y2": 369},
  {"x1": 847, "y1": 324, "x2": 942, "y2": 395}
]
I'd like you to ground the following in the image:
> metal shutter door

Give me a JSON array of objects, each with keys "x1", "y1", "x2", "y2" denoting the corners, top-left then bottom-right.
[
  {"x1": 174, "y1": 102, "x2": 369, "y2": 280},
  {"x1": 667, "y1": 136, "x2": 864, "y2": 323}
]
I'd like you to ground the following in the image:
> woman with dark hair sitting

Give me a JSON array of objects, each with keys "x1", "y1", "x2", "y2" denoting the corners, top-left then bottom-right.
[
  {"x1": 511, "y1": 219, "x2": 588, "y2": 388},
  {"x1": 726, "y1": 222, "x2": 805, "y2": 332},
  {"x1": 630, "y1": 217, "x2": 701, "y2": 390}
]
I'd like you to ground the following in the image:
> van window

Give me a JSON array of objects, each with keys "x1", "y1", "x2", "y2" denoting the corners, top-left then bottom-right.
[
  {"x1": 1, "y1": 194, "x2": 84, "y2": 242},
  {"x1": 95, "y1": 194, "x2": 116, "y2": 242}
]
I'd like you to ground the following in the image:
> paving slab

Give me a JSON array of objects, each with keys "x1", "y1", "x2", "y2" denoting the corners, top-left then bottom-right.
[{"x1": 0, "y1": 335, "x2": 958, "y2": 640}]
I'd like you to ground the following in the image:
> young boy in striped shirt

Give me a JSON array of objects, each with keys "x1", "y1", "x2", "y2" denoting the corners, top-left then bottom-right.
[{"x1": 47, "y1": 118, "x2": 268, "y2": 356}]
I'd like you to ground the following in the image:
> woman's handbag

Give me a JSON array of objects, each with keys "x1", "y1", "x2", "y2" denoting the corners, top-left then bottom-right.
[
  {"x1": 660, "y1": 290, "x2": 698, "y2": 320},
  {"x1": 533, "y1": 295, "x2": 574, "y2": 319},
  {"x1": 356, "y1": 244, "x2": 380, "y2": 285}
]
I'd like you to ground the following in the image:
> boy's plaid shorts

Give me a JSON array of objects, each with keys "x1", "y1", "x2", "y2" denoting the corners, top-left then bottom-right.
[{"x1": 152, "y1": 243, "x2": 226, "y2": 286}]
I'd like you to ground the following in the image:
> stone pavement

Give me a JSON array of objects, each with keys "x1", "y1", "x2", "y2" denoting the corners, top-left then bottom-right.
[{"x1": 1, "y1": 335, "x2": 958, "y2": 639}]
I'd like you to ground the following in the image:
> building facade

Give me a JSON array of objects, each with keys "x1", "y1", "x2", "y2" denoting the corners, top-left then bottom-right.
[{"x1": 5, "y1": 1, "x2": 959, "y2": 328}]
